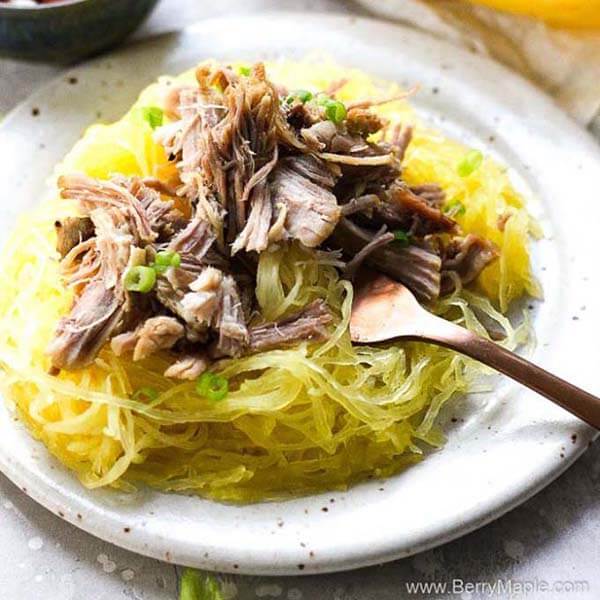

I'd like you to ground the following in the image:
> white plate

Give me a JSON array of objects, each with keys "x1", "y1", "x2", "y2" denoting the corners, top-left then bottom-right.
[{"x1": 0, "y1": 14, "x2": 598, "y2": 575}]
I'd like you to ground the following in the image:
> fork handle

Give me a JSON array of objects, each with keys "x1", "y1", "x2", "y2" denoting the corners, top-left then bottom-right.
[{"x1": 420, "y1": 317, "x2": 600, "y2": 429}]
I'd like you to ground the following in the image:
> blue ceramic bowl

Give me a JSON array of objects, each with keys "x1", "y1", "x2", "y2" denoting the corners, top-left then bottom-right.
[{"x1": 0, "y1": 0, "x2": 159, "y2": 62}]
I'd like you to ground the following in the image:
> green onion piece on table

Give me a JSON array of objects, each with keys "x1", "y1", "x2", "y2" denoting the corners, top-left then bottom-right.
[{"x1": 179, "y1": 568, "x2": 224, "y2": 600}]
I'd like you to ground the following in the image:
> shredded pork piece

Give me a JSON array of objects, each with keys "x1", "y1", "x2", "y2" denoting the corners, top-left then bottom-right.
[
  {"x1": 111, "y1": 316, "x2": 184, "y2": 361},
  {"x1": 122, "y1": 177, "x2": 185, "y2": 239},
  {"x1": 346, "y1": 87, "x2": 419, "y2": 110},
  {"x1": 331, "y1": 218, "x2": 442, "y2": 302},
  {"x1": 248, "y1": 300, "x2": 333, "y2": 352},
  {"x1": 48, "y1": 180, "x2": 139, "y2": 369},
  {"x1": 58, "y1": 174, "x2": 156, "y2": 245},
  {"x1": 269, "y1": 165, "x2": 341, "y2": 247},
  {"x1": 340, "y1": 194, "x2": 379, "y2": 216},
  {"x1": 343, "y1": 227, "x2": 395, "y2": 279},
  {"x1": 409, "y1": 183, "x2": 446, "y2": 208},
  {"x1": 155, "y1": 266, "x2": 221, "y2": 339},
  {"x1": 372, "y1": 182, "x2": 457, "y2": 236},
  {"x1": 47, "y1": 281, "x2": 126, "y2": 370},
  {"x1": 216, "y1": 275, "x2": 249, "y2": 357},
  {"x1": 132, "y1": 317, "x2": 184, "y2": 361},
  {"x1": 346, "y1": 108, "x2": 386, "y2": 136},
  {"x1": 54, "y1": 217, "x2": 95, "y2": 258},
  {"x1": 164, "y1": 354, "x2": 210, "y2": 380},
  {"x1": 389, "y1": 124, "x2": 413, "y2": 163},
  {"x1": 318, "y1": 152, "x2": 395, "y2": 167},
  {"x1": 441, "y1": 234, "x2": 499, "y2": 293},
  {"x1": 280, "y1": 155, "x2": 339, "y2": 188},
  {"x1": 168, "y1": 217, "x2": 216, "y2": 259},
  {"x1": 231, "y1": 180, "x2": 272, "y2": 254},
  {"x1": 301, "y1": 120, "x2": 372, "y2": 156}
]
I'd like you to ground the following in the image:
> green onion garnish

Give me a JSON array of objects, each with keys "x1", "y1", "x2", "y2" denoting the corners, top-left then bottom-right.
[
  {"x1": 443, "y1": 198, "x2": 466, "y2": 216},
  {"x1": 124, "y1": 266, "x2": 156, "y2": 293},
  {"x1": 324, "y1": 99, "x2": 347, "y2": 124},
  {"x1": 141, "y1": 106, "x2": 164, "y2": 130},
  {"x1": 196, "y1": 371, "x2": 229, "y2": 402},
  {"x1": 238, "y1": 65, "x2": 251, "y2": 76},
  {"x1": 393, "y1": 230, "x2": 411, "y2": 247},
  {"x1": 150, "y1": 250, "x2": 181, "y2": 274},
  {"x1": 179, "y1": 568, "x2": 224, "y2": 600},
  {"x1": 155, "y1": 250, "x2": 181, "y2": 268},
  {"x1": 132, "y1": 387, "x2": 159, "y2": 402},
  {"x1": 457, "y1": 149, "x2": 483, "y2": 177},
  {"x1": 285, "y1": 89, "x2": 314, "y2": 105},
  {"x1": 294, "y1": 89, "x2": 313, "y2": 103},
  {"x1": 316, "y1": 94, "x2": 330, "y2": 106}
]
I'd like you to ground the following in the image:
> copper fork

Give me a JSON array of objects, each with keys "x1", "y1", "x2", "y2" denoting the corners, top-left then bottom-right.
[{"x1": 350, "y1": 273, "x2": 600, "y2": 428}]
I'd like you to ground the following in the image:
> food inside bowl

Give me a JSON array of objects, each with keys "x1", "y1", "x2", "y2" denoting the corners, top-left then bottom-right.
[{"x1": 0, "y1": 59, "x2": 540, "y2": 501}]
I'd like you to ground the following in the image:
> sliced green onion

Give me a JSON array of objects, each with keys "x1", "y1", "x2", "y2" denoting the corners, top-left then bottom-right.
[
  {"x1": 238, "y1": 65, "x2": 251, "y2": 76},
  {"x1": 443, "y1": 198, "x2": 466, "y2": 216},
  {"x1": 141, "y1": 106, "x2": 163, "y2": 130},
  {"x1": 285, "y1": 89, "x2": 314, "y2": 105},
  {"x1": 393, "y1": 229, "x2": 411, "y2": 247},
  {"x1": 155, "y1": 250, "x2": 181, "y2": 268},
  {"x1": 132, "y1": 387, "x2": 159, "y2": 402},
  {"x1": 457, "y1": 149, "x2": 483, "y2": 177},
  {"x1": 149, "y1": 250, "x2": 181, "y2": 275},
  {"x1": 196, "y1": 371, "x2": 229, "y2": 402},
  {"x1": 293, "y1": 89, "x2": 313, "y2": 103},
  {"x1": 179, "y1": 568, "x2": 224, "y2": 600},
  {"x1": 324, "y1": 99, "x2": 347, "y2": 124},
  {"x1": 316, "y1": 94, "x2": 330, "y2": 106},
  {"x1": 150, "y1": 263, "x2": 167, "y2": 274},
  {"x1": 124, "y1": 266, "x2": 156, "y2": 293}
]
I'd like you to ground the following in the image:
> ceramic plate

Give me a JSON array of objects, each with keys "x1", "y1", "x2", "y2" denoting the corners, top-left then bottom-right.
[{"x1": 0, "y1": 14, "x2": 598, "y2": 575}]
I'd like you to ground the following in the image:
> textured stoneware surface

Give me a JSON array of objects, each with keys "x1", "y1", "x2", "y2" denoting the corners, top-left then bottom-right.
[{"x1": 0, "y1": 13, "x2": 598, "y2": 577}]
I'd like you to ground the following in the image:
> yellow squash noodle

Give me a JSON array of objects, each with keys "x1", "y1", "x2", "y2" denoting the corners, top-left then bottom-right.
[{"x1": 0, "y1": 60, "x2": 537, "y2": 502}]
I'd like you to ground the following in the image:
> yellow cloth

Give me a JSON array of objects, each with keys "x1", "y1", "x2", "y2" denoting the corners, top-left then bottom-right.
[{"x1": 357, "y1": 0, "x2": 600, "y2": 129}]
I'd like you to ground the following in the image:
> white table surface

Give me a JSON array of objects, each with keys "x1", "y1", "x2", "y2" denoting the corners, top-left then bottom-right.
[{"x1": 1, "y1": 1, "x2": 599, "y2": 598}]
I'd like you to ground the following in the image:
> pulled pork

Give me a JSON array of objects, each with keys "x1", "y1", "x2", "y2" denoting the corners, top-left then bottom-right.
[
  {"x1": 248, "y1": 300, "x2": 333, "y2": 352},
  {"x1": 48, "y1": 61, "x2": 499, "y2": 374}
]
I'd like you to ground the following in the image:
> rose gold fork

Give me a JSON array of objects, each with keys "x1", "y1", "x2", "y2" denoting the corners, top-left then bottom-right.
[{"x1": 350, "y1": 273, "x2": 600, "y2": 428}]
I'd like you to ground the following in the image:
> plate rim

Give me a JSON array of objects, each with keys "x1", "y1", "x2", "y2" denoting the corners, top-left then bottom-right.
[{"x1": 0, "y1": 11, "x2": 598, "y2": 575}]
